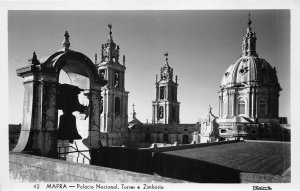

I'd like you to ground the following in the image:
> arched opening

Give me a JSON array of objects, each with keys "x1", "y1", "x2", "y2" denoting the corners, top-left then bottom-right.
[
  {"x1": 258, "y1": 99, "x2": 267, "y2": 115},
  {"x1": 163, "y1": 134, "x2": 168, "y2": 143},
  {"x1": 172, "y1": 107, "x2": 175, "y2": 120},
  {"x1": 115, "y1": 97, "x2": 120, "y2": 116},
  {"x1": 158, "y1": 106, "x2": 164, "y2": 119},
  {"x1": 160, "y1": 87, "x2": 165, "y2": 99},
  {"x1": 237, "y1": 99, "x2": 246, "y2": 115},
  {"x1": 182, "y1": 135, "x2": 189, "y2": 144},
  {"x1": 145, "y1": 134, "x2": 150, "y2": 143},
  {"x1": 57, "y1": 59, "x2": 94, "y2": 164}
]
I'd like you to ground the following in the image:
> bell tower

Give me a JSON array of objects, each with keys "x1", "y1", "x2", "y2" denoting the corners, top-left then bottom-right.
[
  {"x1": 152, "y1": 52, "x2": 180, "y2": 124},
  {"x1": 96, "y1": 24, "x2": 129, "y2": 146}
]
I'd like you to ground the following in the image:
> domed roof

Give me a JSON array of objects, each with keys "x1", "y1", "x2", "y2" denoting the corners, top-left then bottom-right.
[
  {"x1": 221, "y1": 56, "x2": 280, "y2": 89},
  {"x1": 221, "y1": 16, "x2": 281, "y2": 90}
]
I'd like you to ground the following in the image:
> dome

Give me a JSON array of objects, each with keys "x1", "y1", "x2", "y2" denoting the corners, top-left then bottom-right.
[{"x1": 221, "y1": 56, "x2": 280, "y2": 88}]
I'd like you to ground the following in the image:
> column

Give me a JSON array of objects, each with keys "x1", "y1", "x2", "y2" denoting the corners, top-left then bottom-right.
[
  {"x1": 13, "y1": 72, "x2": 58, "y2": 158},
  {"x1": 83, "y1": 88, "x2": 102, "y2": 149}
]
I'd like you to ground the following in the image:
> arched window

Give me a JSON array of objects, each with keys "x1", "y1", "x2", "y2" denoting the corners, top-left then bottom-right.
[
  {"x1": 160, "y1": 87, "x2": 165, "y2": 99},
  {"x1": 238, "y1": 99, "x2": 246, "y2": 115},
  {"x1": 182, "y1": 135, "x2": 189, "y2": 144},
  {"x1": 114, "y1": 71, "x2": 120, "y2": 88},
  {"x1": 259, "y1": 99, "x2": 267, "y2": 115},
  {"x1": 163, "y1": 134, "x2": 168, "y2": 143},
  {"x1": 172, "y1": 107, "x2": 175, "y2": 120},
  {"x1": 115, "y1": 97, "x2": 120, "y2": 116},
  {"x1": 158, "y1": 106, "x2": 164, "y2": 119}
]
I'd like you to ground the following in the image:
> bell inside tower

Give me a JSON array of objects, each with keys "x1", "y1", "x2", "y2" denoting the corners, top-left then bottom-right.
[{"x1": 57, "y1": 65, "x2": 91, "y2": 163}]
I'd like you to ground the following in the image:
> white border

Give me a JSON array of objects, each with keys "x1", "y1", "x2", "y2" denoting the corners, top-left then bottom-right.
[{"x1": 1, "y1": 0, "x2": 299, "y2": 191}]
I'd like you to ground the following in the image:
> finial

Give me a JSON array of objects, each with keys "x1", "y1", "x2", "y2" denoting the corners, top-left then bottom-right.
[
  {"x1": 33, "y1": 51, "x2": 37, "y2": 60},
  {"x1": 132, "y1": 103, "x2": 136, "y2": 119},
  {"x1": 108, "y1": 23, "x2": 112, "y2": 37},
  {"x1": 164, "y1": 52, "x2": 169, "y2": 65},
  {"x1": 175, "y1": 75, "x2": 178, "y2": 83},
  {"x1": 123, "y1": 55, "x2": 126, "y2": 66},
  {"x1": 208, "y1": 105, "x2": 212, "y2": 112},
  {"x1": 95, "y1": 53, "x2": 97, "y2": 64},
  {"x1": 30, "y1": 51, "x2": 40, "y2": 65},
  {"x1": 62, "y1": 31, "x2": 70, "y2": 50},
  {"x1": 156, "y1": 74, "x2": 158, "y2": 82},
  {"x1": 247, "y1": 13, "x2": 252, "y2": 31}
]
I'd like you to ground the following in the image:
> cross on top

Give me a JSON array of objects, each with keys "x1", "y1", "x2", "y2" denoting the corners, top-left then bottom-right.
[
  {"x1": 247, "y1": 13, "x2": 252, "y2": 28},
  {"x1": 164, "y1": 52, "x2": 168, "y2": 62},
  {"x1": 108, "y1": 23, "x2": 112, "y2": 36}
]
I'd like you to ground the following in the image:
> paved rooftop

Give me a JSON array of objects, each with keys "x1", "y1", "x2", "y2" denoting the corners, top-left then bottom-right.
[{"x1": 163, "y1": 141, "x2": 290, "y2": 176}]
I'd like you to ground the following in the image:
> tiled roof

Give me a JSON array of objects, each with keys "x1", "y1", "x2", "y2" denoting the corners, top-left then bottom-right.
[{"x1": 164, "y1": 141, "x2": 290, "y2": 176}]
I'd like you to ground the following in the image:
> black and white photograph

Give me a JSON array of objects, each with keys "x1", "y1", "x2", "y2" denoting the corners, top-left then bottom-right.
[{"x1": 1, "y1": 0, "x2": 300, "y2": 190}]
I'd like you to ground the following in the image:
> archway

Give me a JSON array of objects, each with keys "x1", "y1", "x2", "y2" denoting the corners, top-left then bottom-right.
[
  {"x1": 182, "y1": 134, "x2": 189, "y2": 144},
  {"x1": 13, "y1": 49, "x2": 104, "y2": 158}
]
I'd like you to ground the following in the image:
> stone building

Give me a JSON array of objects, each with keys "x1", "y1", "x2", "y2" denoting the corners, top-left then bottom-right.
[
  {"x1": 96, "y1": 24, "x2": 129, "y2": 146},
  {"x1": 214, "y1": 16, "x2": 289, "y2": 141},
  {"x1": 152, "y1": 53, "x2": 180, "y2": 124},
  {"x1": 128, "y1": 53, "x2": 199, "y2": 147}
]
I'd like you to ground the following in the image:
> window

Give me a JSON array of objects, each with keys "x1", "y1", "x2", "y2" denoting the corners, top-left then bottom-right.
[
  {"x1": 171, "y1": 87, "x2": 176, "y2": 100},
  {"x1": 158, "y1": 106, "x2": 164, "y2": 119},
  {"x1": 115, "y1": 97, "x2": 120, "y2": 116},
  {"x1": 238, "y1": 99, "x2": 246, "y2": 115},
  {"x1": 160, "y1": 87, "x2": 165, "y2": 99},
  {"x1": 99, "y1": 69, "x2": 105, "y2": 79},
  {"x1": 172, "y1": 107, "x2": 175, "y2": 120},
  {"x1": 163, "y1": 134, "x2": 168, "y2": 143},
  {"x1": 182, "y1": 135, "x2": 189, "y2": 144},
  {"x1": 259, "y1": 99, "x2": 267, "y2": 115},
  {"x1": 114, "y1": 71, "x2": 120, "y2": 88}
]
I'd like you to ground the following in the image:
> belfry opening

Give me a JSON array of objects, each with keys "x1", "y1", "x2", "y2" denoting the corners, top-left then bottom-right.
[{"x1": 13, "y1": 31, "x2": 105, "y2": 159}]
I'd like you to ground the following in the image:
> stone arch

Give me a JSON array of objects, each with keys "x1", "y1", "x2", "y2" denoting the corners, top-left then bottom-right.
[
  {"x1": 52, "y1": 51, "x2": 101, "y2": 88},
  {"x1": 13, "y1": 50, "x2": 104, "y2": 158}
]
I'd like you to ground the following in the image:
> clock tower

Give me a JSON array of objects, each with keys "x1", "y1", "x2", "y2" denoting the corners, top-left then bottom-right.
[
  {"x1": 152, "y1": 52, "x2": 180, "y2": 124},
  {"x1": 96, "y1": 24, "x2": 129, "y2": 146}
]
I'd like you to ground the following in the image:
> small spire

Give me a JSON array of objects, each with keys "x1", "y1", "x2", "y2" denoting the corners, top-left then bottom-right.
[
  {"x1": 164, "y1": 52, "x2": 169, "y2": 65},
  {"x1": 33, "y1": 51, "x2": 37, "y2": 60},
  {"x1": 29, "y1": 51, "x2": 40, "y2": 65},
  {"x1": 247, "y1": 13, "x2": 252, "y2": 28},
  {"x1": 62, "y1": 31, "x2": 70, "y2": 51},
  {"x1": 208, "y1": 105, "x2": 212, "y2": 122},
  {"x1": 175, "y1": 75, "x2": 178, "y2": 83},
  {"x1": 132, "y1": 103, "x2": 136, "y2": 119},
  {"x1": 123, "y1": 55, "x2": 126, "y2": 66},
  {"x1": 95, "y1": 53, "x2": 97, "y2": 64},
  {"x1": 208, "y1": 105, "x2": 212, "y2": 113},
  {"x1": 108, "y1": 23, "x2": 112, "y2": 39},
  {"x1": 242, "y1": 13, "x2": 257, "y2": 57}
]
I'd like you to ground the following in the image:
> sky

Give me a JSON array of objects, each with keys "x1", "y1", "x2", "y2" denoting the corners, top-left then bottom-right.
[{"x1": 8, "y1": 10, "x2": 290, "y2": 124}]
